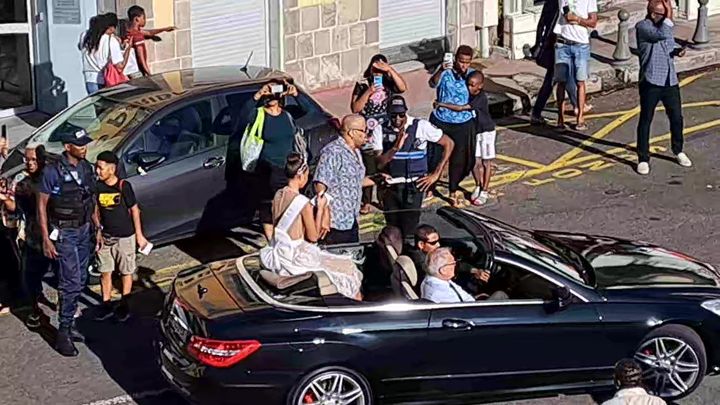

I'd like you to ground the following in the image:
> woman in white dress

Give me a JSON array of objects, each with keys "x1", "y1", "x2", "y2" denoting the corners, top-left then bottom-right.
[{"x1": 260, "y1": 153, "x2": 364, "y2": 300}]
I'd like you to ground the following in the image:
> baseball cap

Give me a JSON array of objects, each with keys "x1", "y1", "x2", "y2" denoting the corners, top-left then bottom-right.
[
  {"x1": 60, "y1": 128, "x2": 93, "y2": 146},
  {"x1": 388, "y1": 95, "x2": 408, "y2": 114}
]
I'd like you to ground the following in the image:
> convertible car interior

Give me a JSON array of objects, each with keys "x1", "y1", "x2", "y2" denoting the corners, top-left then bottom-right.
[{"x1": 244, "y1": 237, "x2": 560, "y2": 308}]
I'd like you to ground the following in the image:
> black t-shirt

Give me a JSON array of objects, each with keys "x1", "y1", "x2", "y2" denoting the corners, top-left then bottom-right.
[
  {"x1": 14, "y1": 173, "x2": 42, "y2": 247},
  {"x1": 469, "y1": 91, "x2": 496, "y2": 133},
  {"x1": 97, "y1": 179, "x2": 137, "y2": 238}
]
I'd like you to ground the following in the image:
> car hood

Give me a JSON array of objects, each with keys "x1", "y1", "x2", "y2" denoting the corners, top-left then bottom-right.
[{"x1": 533, "y1": 231, "x2": 720, "y2": 289}]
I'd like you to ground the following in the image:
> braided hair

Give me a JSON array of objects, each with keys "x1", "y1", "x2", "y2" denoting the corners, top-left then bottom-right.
[{"x1": 614, "y1": 358, "x2": 643, "y2": 389}]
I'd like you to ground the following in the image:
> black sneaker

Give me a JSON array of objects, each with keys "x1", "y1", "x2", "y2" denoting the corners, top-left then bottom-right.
[
  {"x1": 69, "y1": 326, "x2": 85, "y2": 343},
  {"x1": 114, "y1": 300, "x2": 130, "y2": 322},
  {"x1": 94, "y1": 301, "x2": 115, "y2": 321},
  {"x1": 25, "y1": 311, "x2": 41, "y2": 329},
  {"x1": 55, "y1": 327, "x2": 79, "y2": 357}
]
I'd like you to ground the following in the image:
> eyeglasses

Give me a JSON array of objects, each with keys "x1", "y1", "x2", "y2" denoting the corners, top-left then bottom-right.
[
  {"x1": 350, "y1": 127, "x2": 369, "y2": 134},
  {"x1": 440, "y1": 260, "x2": 459, "y2": 270}
]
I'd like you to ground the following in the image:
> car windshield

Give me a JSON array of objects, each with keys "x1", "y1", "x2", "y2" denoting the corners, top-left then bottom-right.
[
  {"x1": 468, "y1": 214, "x2": 587, "y2": 284},
  {"x1": 27, "y1": 94, "x2": 153, "y2": 163}
]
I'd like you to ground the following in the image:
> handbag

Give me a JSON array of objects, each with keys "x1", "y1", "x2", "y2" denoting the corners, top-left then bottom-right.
[
  {"x1": 240, "y1": 108, "x2": 266, "y2": 172},
  {"x1": 286, "y1": 111, "x2": 308, "y2": 162},
  {"x1": 103, "y1": 35, "x2": 128, "y2": 87}
]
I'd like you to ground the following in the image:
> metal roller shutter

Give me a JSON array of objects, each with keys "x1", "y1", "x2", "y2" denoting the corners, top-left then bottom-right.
[
  {"x1": 379, "y1": 0, "x2": 444, "y2": 49},
  {"x1": 191, "y1": 0, "x2": 269, "y2": 67}
]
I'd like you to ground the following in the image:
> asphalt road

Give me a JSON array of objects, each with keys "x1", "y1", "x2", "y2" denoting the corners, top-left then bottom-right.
[{"x1": 1, "y1": 68, "x2": 720, "y2": 405}]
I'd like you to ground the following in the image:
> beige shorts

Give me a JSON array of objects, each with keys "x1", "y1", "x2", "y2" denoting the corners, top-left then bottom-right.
[
  {"x1": 98, "y1": 235, "x2": 137, "y2": 275},
  {"x1": 475, "y1": 130, "x2": 497, "y2": 160}
]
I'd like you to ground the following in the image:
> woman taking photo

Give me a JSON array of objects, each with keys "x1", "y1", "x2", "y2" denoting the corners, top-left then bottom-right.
[
  {"x1": 351, "y1": 54, "x2": 407, "y2": 214},
  {"x1": 260, "y1": 153, "x2": 363, "y2": 301}
]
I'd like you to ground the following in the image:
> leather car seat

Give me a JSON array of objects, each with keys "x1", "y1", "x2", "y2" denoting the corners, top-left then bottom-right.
[{"x1": 391, "y1": 256, "x2": 419, "y2": 300}]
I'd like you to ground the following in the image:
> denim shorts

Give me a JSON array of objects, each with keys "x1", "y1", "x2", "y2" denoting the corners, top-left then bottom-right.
[{"x1": 554, "y1": 42, "x2": 591, "y2": 82}]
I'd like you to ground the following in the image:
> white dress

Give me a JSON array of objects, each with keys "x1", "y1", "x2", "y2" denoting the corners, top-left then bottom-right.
[{"x1": 260, "y1": 193, "x2": 363, "y2": 299}]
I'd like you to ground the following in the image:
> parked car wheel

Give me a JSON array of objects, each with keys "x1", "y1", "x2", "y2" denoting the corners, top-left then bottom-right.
[
  {"x1": 634, "y1": 324, "x2": 706, "y2": 400},
  {"x1": 288, "y1": 366, "x2": 373, "y2": 405}
]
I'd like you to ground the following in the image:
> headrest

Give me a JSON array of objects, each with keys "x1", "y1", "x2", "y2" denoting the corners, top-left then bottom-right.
[
  {"x1": 386, "y1": 245, "x2": 398, "y2": 261},
  {"x1": 259, "y1": 270, "x2": 313, "y2": 290},
  {"x1": 395, "y1": 255, "x2": 417, "y2": 286}
]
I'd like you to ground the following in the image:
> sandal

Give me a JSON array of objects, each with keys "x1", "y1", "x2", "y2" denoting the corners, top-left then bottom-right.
[
  {"x1": 575, "y1": 122, "x2": 588, "y2": 131},
  {"x1": 359, "y1": 204, "x2": 371, "y2": 215}
]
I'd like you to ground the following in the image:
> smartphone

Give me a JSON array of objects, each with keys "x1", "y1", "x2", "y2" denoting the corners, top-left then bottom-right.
[
  {"x1": 373, "y1": 74, "x2": 383, "y2": 89},
  {"x1": 443, "y1": 52, "x2": 454, "y2": 68},
  {"x1": 270, "y1": 84, "x2": 284, "y2": 94},
  {"x1": 139, "y1": 242, "x2": 154, "y2": 256},
  {"x1": 563, "y1": 5, "x2": 570, "y2": 15},
  {"x1": 1, "y1": 124, "x2": 6, "y2": 139}
]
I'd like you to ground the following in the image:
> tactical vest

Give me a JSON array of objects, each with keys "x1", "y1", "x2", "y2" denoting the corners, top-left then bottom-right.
[
  {"x1": 48, "y1": 159, "x2": 94, "y2": 226},
  {"x1": 382, "y1": 119, "x2": 428, "y2": 179}
]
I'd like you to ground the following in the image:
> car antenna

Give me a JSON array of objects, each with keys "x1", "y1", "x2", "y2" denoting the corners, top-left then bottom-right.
[{"x1": 240, "y1": 51, "x2": 254, "y2": 78}]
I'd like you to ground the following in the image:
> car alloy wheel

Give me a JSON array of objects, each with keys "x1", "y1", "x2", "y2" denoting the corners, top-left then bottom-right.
[
  {"x1": 295, "y1": 370, "x2": 367, "y2": 405},
  {"x1": 635, "y1": 336, "x2": 701, "y2": 398}
]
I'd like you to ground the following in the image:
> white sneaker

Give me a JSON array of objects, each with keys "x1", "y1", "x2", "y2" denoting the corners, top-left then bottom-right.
[
  {"x1": 472, "y1": 191, "x2": 490, "y2": 206},
  {"x1": 470, "y1": 186, "x2": 482, "y2": 201},
  {"x1": 676, "y1": 152, "x2": 692, "y2": 167},
  {"x1": 636, "y1": 162, "x2": 650, "y2": 175}
]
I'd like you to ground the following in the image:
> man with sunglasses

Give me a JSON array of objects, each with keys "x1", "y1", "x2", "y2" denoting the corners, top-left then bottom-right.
[
  {"x1": 314, "y1": 114, "x2": 383, "y2": 245},
  {"x1": 371, "y1": 96, "x2": 454, "y2": 237}
]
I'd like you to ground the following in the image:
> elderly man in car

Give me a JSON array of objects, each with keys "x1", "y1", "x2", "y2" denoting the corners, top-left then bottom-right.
[{"x1": 421, "y1": 247, "x2": 508, "y2": 303}]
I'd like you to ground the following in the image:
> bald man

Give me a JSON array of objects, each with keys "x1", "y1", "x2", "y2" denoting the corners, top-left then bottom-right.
[
  {"x1": 635, "y1": 0, "x2": 691, "y2": 175},
  {"x1": 314, "y1": 114, "x2": 382, "y2": 244}
]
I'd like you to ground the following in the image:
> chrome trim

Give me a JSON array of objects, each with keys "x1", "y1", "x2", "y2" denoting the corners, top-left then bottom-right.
[
  {"x1": 604, "y1": 284, "x2": 720, "y2": 290},
  {"x1": 234, "y1": 255, "x2": 587, "y2": 313},
  {"x1": 383, "y1": 365, "x2": 614, "y2": 382}
]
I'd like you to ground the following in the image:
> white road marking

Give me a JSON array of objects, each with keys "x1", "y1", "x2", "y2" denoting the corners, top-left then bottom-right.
[{"x1": 80, "y1": 388, "x2": 172, "y2": 405}]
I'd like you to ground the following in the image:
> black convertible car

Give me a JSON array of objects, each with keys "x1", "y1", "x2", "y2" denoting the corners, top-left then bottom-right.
[{"x1": 158, "y1": 208, "x2": 720, "y2": 404}]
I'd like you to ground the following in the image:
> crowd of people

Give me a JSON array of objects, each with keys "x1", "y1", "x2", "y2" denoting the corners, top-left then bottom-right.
[{"x1": 531, "y1": 0, "x2": 692, "y2": 174}]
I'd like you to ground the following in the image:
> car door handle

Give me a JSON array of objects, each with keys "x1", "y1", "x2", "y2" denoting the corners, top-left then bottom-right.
[
  {"x1": 441, "y1": 319, "x2": 474, "y2": 330},
  {"x1": 203, "y1": 156, "x2": 225, "y2": 169}
]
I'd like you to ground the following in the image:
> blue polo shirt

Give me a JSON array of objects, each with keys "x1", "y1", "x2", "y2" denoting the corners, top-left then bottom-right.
[
  {"x1": 40, "y1": 153, "x2": 95, "y2": 197},
  {"x1": 432, "y1": 68, "x2": 475, "y2": 124}
]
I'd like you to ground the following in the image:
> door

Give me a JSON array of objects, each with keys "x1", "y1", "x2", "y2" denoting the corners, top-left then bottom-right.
[
  {"x1": 0, "y1": 0, "x2": 33, "y2": 117},
  {"x1": 190, "y1": 0, "x2": 269, "y2": 68},
  {"x1": 421, "y1": 262, "x2": 606, "y2": 400},
  {"x1": 120, "y1": 96, "x2": 231, "y2": 242},
  {"x1": 379, "y1": 0, "x2": 445, "y2": 62}
]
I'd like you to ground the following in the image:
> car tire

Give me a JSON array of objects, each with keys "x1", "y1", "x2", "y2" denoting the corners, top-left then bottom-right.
[
  {"x1": 287, "y1": 366, "x2": 373, "y2": 405},
  {"x1": 635, "y1": 324, "x2": 706, "y2": 401}
]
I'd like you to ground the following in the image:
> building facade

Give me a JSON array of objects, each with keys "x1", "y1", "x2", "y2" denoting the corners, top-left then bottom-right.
[{"x1": 1, "y1": 0, "x2": 715, "y2": 118}]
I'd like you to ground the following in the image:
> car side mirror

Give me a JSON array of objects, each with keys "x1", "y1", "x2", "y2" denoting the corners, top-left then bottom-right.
[
  {"x1": 135, "y1": 152, "x2": 165, "y2": 171},
  {"x1": 549, "y1": 286, "x2": 573, "y2": 312}
]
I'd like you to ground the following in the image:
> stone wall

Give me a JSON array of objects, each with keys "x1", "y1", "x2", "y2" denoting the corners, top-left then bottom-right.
[
  {"x1": 114, "y1": 0, "x2": 192, "y2": 74},
  {"x1": 282, "y1": 0, "x2": 380, "y2": 91}
]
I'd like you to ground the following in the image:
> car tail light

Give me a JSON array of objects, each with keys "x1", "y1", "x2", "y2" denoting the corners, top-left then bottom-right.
[
  {"x1": 328, "y1": 117, "x2": 341, "y2": 130},
  {"x1": 187, "y1": 336, "x2": 261, "y2": 368}
]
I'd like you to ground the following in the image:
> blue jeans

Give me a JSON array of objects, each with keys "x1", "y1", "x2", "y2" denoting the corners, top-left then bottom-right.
[
  {"x1": 55, "y1": 223, "x2": 91, "y2": 328},
  {"x1": 532, "y1": 63, "x2": 578, "y2": 117},
  {"x1": 554, "y1": 42, "x2": 591, "y2": 82},
  {"x1": 22, "y1": 244, "x2": 55, "y2": 303},
  {"x1": 85, "y1": 82, "x2": 101, "y2": 95}
]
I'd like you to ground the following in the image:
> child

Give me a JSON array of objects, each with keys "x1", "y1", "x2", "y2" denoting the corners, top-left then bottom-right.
[
  {"x1": 126, "y1": 5, "x2": 175, "y2": 77},
  {"x1": 434, "y1": 71, "x2": 496, "y2": 206}
]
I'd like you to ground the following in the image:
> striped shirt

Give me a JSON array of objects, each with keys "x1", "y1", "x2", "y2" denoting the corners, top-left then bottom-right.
[{"x1": 636, "y1": 18, "x2": 678, "y2": 87}]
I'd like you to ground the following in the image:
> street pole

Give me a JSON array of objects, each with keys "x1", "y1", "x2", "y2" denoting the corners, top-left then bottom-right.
[
  {"x1": 691, "y1": 0, "x2": 710, "y2": 49},
  {"x1": 612, "y1": 9, "x2": 632, "y2": 66}
]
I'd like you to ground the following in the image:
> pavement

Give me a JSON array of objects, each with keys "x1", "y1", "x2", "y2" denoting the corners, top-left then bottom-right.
[{"x1": 2, "y1": 58, "x2": 720, "y2": 404}]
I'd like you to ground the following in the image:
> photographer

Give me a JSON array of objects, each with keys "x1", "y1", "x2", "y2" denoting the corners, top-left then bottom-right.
[
  {"x1": 240, "y1": 79, "x2": 304, "y2": 241},
  {"x1": 0, "y1": 145, "x2": 52, "y2": 327}
]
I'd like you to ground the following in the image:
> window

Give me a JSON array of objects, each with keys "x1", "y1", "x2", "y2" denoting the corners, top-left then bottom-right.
[{"x1": 493, "y1": 262, "x2": 558, "y2": 301}]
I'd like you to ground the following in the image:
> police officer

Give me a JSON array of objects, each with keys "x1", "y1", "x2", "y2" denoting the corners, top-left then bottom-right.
[
  {"x1": 370, "y1": 95, "x2": 454, "y2": 237},
  {"x1": 37, "y1": 131, "x2": 98, "y2": 357},
  {"x1": 0, "y1": 144, "x2": 53, "y2": 328}
]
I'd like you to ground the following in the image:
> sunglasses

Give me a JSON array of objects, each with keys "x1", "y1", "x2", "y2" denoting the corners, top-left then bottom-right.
[
  {"x1": 422, "y1": 238, "x2": 440, "y2": 246},
  {"x1": 391, "y1": 113, "x2": 406, "y2": 119}
]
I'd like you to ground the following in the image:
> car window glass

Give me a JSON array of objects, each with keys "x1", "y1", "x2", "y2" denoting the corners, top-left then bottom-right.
[
  {"x1": 494, "y1": 263, "x2": 557, "y2": 301},
  {"x1": 124, "y1": 99, "x2": 223, "y2": 174}
]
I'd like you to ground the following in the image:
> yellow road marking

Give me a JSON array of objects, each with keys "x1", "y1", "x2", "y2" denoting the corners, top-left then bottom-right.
[
  {"x1": 549, "y1": 72, "x2": 708, "y2": 166},
  {"x1": 496, "y1": 154, "x2": 545, "y2": 169}
]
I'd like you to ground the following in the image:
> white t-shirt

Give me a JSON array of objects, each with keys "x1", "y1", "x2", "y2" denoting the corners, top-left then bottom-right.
[
  {"x1": 124, "y1": 44, "x2": 140, "y2": 76},
  {"x1": 553, "y1": 0, "x2": 598, "y2": 44},
  {"x1": 80, "y1": 33, "x2": 124, "y2": 84},
  {"x1": 370, "y1": 116, "x2": 443, "y2": 152}
]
